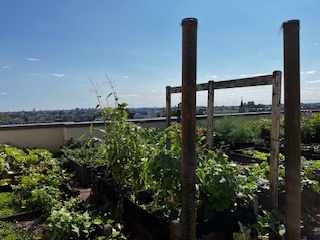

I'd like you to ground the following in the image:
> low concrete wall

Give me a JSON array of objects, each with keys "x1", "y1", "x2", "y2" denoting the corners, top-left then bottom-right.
[{"x1": 0, "y1": 112, "x2": 273, "y2": 153}]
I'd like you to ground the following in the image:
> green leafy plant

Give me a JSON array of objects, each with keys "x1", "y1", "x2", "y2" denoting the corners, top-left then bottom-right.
[
  {"x1": 196, "y1": 150, "x2": 257, "y2": 220},
  {"x1": 46, "y1": 198, "x2": 114, "y2": 240},
  {"x1": 301, "y1": 159, "x2": 320, "y2": 193},
  {"x1": 253, "y1": 210, "x2": 285, "y2": 239},
  {"x1": 0, "y1": 192, "x2": 21, "y2": 217},
  {"x1": 46, "y1": 208, "x2": 95, "y2": 239},
  {"x1": 60, "y1": 138, "x2": 108, "y2": 168},
  {"x1": 301, "y1": 112, "x2": 320, "y2": 143},
  {"x1": 0, "y1": 220, "x2": 30, "y2": 240},
  {"x1": 242, "y1": 149, "x2": 285, "y2": 162},
  {"x1": 0, "y1": 145, "x2": 70, "y2": 216}
]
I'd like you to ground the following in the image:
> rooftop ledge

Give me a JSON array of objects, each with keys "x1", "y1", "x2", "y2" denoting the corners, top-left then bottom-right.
[{"x1": 0, "y1": 112, "x2": 279, "y2": 154}]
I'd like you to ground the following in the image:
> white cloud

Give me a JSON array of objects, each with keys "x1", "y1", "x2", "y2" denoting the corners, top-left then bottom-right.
[
  {"x1": 124, "y1": 75, "x2": 134, "y2": 79},
  {"x1": 251, "y1": 73, "x2": 270, "y2": 77},
  {"x1": 1, "y1": 92, "x2": 7, "y2": 95},
  {"x1": 52, "y1": 73, "x2": 65, "y2": 77},
  {"x1": 301, "y1": 70, "x2": 316, "y2": 74},
  {"x1": 205, "y1": 75, "x2": 218, "y2": 79},
  {"x1": 240, "y1": 74, "x2": 250, "y2": 78},
  {"x1": 27, "y1": 58, "x2": 40, "y2": 61},
  {"x1": 25, "y1": 73, "x2": 42, "y2": 76},
  {"x1": 306, "y1": 80, "x2": 320, "y2": 84},
  {"x1": 1, "y1": 66, "x2": 10, "y2": 69},
  {"x1": 315, "y1": 43, "x2": 319, "y2": 46}
]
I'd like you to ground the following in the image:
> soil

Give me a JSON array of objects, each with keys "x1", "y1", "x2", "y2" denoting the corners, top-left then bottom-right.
[{"x1": 11, "y1": 216, "x2": 48, "y2": 239}]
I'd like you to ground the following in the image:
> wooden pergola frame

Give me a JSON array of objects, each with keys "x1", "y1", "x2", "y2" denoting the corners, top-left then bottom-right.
[{"x1": 166, "y1": 70, "x2": 282, "y2": 211}]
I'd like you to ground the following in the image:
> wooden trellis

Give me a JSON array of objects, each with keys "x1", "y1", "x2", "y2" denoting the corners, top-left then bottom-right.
[
  {"x1": 166, "y1": 71, "x2": 282, "y2": 212},
  {"x1": 167, "y1": 72, "x2": 281, "y2": 148},
  {"x1": 170, "y1": 17, "x2": 300, "y2": 239}
]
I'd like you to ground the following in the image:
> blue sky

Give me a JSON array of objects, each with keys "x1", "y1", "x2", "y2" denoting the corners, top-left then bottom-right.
[{"x1": 1, "y1": 0, "x2": 319, "y2": 112}]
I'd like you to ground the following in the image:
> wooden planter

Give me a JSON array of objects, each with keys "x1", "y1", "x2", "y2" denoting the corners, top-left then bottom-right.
[
  {"x1": 93, "y1": 178, "x2": 258, "y2": 240},
  {"x1": 68, "y1": 159, "x2": 107, "y2": 187},
  {"x1": 257, "y1": 187, "x2": 320, "y2": 213},
  {"x1": 92, "y1": 178, "x2": 170, "y2": 239},
  {"x1": 227, "y1": 148, "x2": 265, "y2": 164},
  {"x1": 0, "y1": 209, "x2": 42, "y2": 222},
  {"x1": 122, "y1": 197, "x2": 170, "y2": 240}
]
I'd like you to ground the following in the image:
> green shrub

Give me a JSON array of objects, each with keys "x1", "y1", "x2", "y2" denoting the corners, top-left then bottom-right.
[
  {"x1": 301, "y1": 112, "x2": 320, "y2": 143},
  {"x1": 212, "y1": 116, "x2": 285, "y2": 147},
  {"x1": 60, "y1": 139, "x2": 108, "y2": 167}
]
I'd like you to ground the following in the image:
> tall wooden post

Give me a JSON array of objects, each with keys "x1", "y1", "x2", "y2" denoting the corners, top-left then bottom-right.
[
  {"x1": 181, "y1": 17, "x2": 197, "y2": 240},
  {"x1": 166, "y1": 86, "x2": 172, "y2": 150},
  {"x1": 283, "y1": 19, "x2": 301, "y2": 239},
  {"x1": 207, "y1": 81, "x2": 214, "y2": 150},
  {"x1": 269, "y1": 70, "x2": 282, "y2": 213}
]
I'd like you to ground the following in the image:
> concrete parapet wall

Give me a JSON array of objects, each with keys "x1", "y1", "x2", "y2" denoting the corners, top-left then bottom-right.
[{"x1": 0, "y1": 112, "x2": 274, "y2": 153}]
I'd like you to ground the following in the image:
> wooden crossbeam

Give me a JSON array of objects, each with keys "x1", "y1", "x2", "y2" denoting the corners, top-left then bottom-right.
[{"x1": 170, "y1": 74, "x2": 274, "y2": 93}]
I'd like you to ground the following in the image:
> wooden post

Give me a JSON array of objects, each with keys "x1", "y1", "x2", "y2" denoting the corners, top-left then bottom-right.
[
  {"x1": 101, "y1": 224, "x2": 113, "y2": 237},
  {"x1": 170, "y1": 220, "x2": 181, "y2": 240},
  {"x1": 207, "y1": 81, "x2": 214, "y2": 150},
  {"x1": 283, "y1": 19, "x2": 301, "y2": 239},
  {"x1": 181, "y1": 17, "x2": 197, "y2": 240},
  {"x1": 166, "y1": 86, "x2": 172, "y2": 150},
  {"x1": 269, "y1": 70, "x2": 282, "y2": 213}
]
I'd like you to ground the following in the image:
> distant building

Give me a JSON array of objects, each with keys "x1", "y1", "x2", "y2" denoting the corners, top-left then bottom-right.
[
  {"x1": 239, "y1": 98, "x2": 246, "y2": 113},
  {"x1": 247, "y1": 101, "x2": 255, "y2": 109},
  {"x1": 197, "y1": 107, "x2": 207, "y2": 115}
]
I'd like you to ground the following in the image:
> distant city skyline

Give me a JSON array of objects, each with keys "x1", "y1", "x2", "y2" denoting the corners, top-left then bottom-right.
[{"x1": 1, "y1": 1, "x2": 320, "y2": 112}]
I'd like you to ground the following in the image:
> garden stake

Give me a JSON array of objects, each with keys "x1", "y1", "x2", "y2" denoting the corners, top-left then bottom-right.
[
  {"x1": 283, "y1": 19, "x2": 301, "y2": 240},
  {"x1": 181, "y1": 17, "x2": 197, "y2": 240}
]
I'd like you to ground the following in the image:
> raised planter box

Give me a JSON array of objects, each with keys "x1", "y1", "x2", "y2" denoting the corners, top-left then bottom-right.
[
  {"x1": 0, "y1": 209, "x2": 42, "y2": 222},
  {"x1": 123, "y1": 197, "x2": 170, "y2": 240},
  {"x1": 257, "y1": 187, "x2": 320, "y2": 213},
  {"x1": 93, "y1": 178, "x2": 257, "y2": 240},
  {"x1": 68, "y1": 159, "x2": 107, "y2": 187},
  {"x1": 227, "y1": 149, "x2": 264, "y2": 164},
  {"x1": 92, "y1": 178, "x2": 169, "y2": 239}
]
